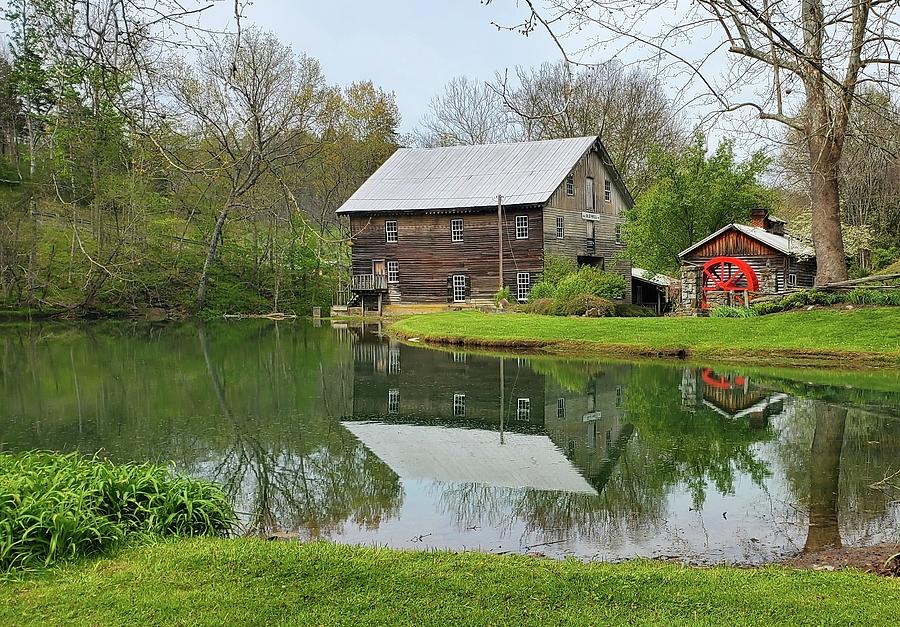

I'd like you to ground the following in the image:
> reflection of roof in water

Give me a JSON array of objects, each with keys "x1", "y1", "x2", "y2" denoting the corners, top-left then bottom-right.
[
  {"x1": 341, "y1": 421, "x2": 598, "y2": 495},
  {"x1": 703, "y1": 393, "x2": 789, "y2": 419}
]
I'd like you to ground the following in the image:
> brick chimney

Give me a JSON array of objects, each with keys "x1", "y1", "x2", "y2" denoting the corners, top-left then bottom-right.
[{"x1": 750, "y1": 208, "x2": 768, "y2": 229}]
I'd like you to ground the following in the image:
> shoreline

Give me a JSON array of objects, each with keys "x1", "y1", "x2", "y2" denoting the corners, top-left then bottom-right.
[{"x1": 389, "y1": 309, "x2": 900, "y2": 369}]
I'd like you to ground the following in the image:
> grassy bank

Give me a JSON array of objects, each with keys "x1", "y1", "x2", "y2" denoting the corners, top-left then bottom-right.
[
  {"x1": 2, "y1": 539, "x2": 898, "y2": 626},
  {"x1": 391, "y1": 307, "x2": 900, "y2": 365}
]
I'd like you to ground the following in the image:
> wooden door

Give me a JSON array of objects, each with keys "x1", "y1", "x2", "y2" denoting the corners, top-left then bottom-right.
[{"x1": 372, "y1": 259, "x2": 385, "y2": 276}]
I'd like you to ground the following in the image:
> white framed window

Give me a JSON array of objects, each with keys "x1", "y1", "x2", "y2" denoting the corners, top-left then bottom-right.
[
  {"x1": 604, "y1": 178, "x2": 612, "y2": 203},
  {"x1": 385, "y1": 220, "x2": 398, "y2": 243},
  {"x1": 788, "y1": 273, "x2": 797, "y2": 287},
  {"x1": 388, "y1": 348, "x2": 400, "y2": 374},
  {"x1": 615, "y1": 223, "x2": 624, "y2": 245},
  {"x1": 387, "y1": 261, "x2": 399, "y2": 283},
  {"x1": 515, "y1": 215, "x2": 529, "y2": 239},
  {"x1": 557, "y1": 398, "x2": 566, "y2": 419},
  {"x1": 565, "y1": 174, "x2": 575, "y2": 196},
  {"x1": 585, "y1": 177, "x2": 595, "y2": 211},
  {"x1": 452, "y1": 274, "x2": 466, "y2": 303},
  {"x1": 388, "y1": 389, "x2": 400, "y2": 414},
  {"x1": 517, "y1": 272, "x2": 530, "y2": 302},
  {"x1": 453, "y1": 393, "x2": 466, "y2": 417},
  {"x1": 451, "y1": 218, "x2": 464, "y2": 242},
  {"x1": 517, "y1": 398, "x2": 531, "y2": 420},
  {"x1": 556, "y1": 216, "x2": 565, "y2": 239}
]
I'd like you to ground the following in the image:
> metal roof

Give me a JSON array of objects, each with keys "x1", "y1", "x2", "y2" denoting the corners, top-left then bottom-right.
[
  {"x1": 341, "y1": 422, "x2": 597, "y2": 494},
  {"x1": 679, "y1": 223, "x2": 816, "y2": 259},
  {"x1": 632, "y1": 267, "x2": 675, "y2": 287},
  {"x1": 337, "y1": 136, "x2": 617, "y2": 214}
]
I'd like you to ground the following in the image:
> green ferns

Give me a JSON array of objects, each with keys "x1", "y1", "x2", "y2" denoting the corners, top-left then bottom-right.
[
  {"x1": 0, "y1": 452, "x2": 235, "y2": 571},
  {"x1": 752, "y1": 288, "x2": 900, "y2": 315}
]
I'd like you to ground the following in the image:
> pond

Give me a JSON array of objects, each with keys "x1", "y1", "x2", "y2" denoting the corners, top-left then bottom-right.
[{"x1": 1, "y1": 320, "x2": 898, "y2": 564}]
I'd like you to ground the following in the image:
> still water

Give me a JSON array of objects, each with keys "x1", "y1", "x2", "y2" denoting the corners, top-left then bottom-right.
[{"x1": 1, "y1": 320, "x2": 898, "y2": 564}]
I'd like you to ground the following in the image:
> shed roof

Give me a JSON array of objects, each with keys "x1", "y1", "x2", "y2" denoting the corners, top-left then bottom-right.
[
  {"x1": 341, "y1": 422, "x2": 597, "y2": 494},
  {"x1": 632, "y1": 267, "x2": 675, "y2": 287},
  {"x1": 336, "y1": 136, "x2": 631, "y2": 214},
  {"x1": 679, "y1": 223, "x2": 815, "y2": 259}
]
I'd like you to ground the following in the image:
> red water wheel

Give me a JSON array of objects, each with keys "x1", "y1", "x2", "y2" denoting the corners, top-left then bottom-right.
[{"x1": 701, "y1": 256, "x2": 760, "y2": 309}]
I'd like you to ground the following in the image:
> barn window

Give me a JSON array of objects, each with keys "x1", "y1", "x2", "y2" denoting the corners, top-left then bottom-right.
[
  {"x1": 453, "y1": 393, "x2": 466, "y2": 417},
  {"x1": 385, "y1": 220, "x2": 398, "y2": 243},
  {"x1": 388, "y1": 389, "x2": 400, "y2": 414},
  {"x1": 615, "y1": 223, "x2": 624, "y2": 244},
  {"x1": 452, "y1": 274, "x2": 467, "y2": 303},
  {"x1": 585, "y1": 177, "x2": 595, "y2": 210},
  {"x1": 451, "y1": 218, "x2": 463, "y2": 242},
  {"x1": 565, "y1": 174, "x2": 575, "y2": 196},
  {"x1": 557, "y1": 398, "x2": 566, "y2": 419},
  {"x1": 517, "y1": 272, "x2": 530, "y2": 302},
  {"x1": 517, "y1": 398, "x2": 531, "y2": 420},
  {"x1": 515, "y1": 215, "x2": 529, "y2": 239},
  {"x1": 387, "y1": 261, "x2": 399, "y2": 283},
  {"x1": 788, "y1": 273, "x2": 797, "y2": 287},
  {"x1": 604, "y1": 178, "x2": 612, "y2": 202},
  {"x1": 556, "y1": 216, "x2": 565, "y2": 239}
]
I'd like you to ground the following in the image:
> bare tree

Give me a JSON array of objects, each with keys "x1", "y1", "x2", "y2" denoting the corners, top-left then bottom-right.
[
  {"x1": 163, "y1": 29, "x2": 330, "y2": 310},
  {"x1": 415, "y1": 75, "x2": 515, "y2": 146},
  {"x1": 503, "y1": 60, "x2": 686, "y2": 196},
  {"x1": 492, "y1": 0, "x2": 900, "y2": 284}
]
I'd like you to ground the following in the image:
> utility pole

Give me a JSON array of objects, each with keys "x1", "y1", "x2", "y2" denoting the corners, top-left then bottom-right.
[{"x1": 497, "y1": 194, "x2": 503, "y2": 291}]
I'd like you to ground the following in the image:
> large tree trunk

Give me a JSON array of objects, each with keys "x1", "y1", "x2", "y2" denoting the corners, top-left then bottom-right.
[
  {"x1": 803, "y1": 402, "x2": 846, "y2": 553},
  {"x1": 808, "y1": 134, "x2": 849, "y2": 285}
]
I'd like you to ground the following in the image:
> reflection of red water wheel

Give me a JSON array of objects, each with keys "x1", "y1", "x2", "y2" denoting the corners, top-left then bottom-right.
[
  {"x1": 701, "y1": 368, "x2": 746, "y2": 390},
  {"x1": 701, "y1": 256, "x2": 759, "y2": 309}
]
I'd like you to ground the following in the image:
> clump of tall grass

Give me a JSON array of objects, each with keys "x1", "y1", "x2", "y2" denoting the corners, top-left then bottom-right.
[{"x1": 1, "y1": 451, "x2": 235, "y2": 571}]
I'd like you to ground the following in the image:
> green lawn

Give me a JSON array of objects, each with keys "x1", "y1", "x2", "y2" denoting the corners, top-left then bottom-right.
[
  {"x1": 391, "y1": 307, "x2": 900, "y2": 365},
  {"x1": 2, "y1": 539, "x2": 898, "y2": 626}
]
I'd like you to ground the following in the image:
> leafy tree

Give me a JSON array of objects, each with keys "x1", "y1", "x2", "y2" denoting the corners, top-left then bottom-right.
[{"x1": 623, "y1": 135, "x2": 771, "y2": 275}]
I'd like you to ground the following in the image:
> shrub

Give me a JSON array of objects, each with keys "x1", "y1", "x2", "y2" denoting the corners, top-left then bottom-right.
[
  {"x1": 751, "y1": 287, "x2": 900, "y2": 315},
  {"x1": 710, "y1": 305, "x2": 758, "y2": 318},
  {"x1": 542, "y1": 255, "x2": 578, "y2": 285},
  {"x1": 523, "y1": 298, "x2": 558, "y2": 316},
  {"x1": 0, "y1": 452, "x2": 235, "y2": 571},
  {"x1": 494, "y1": 287, "x2": 511, "y2": 307},
  {"x1": 556, "y1": 294, "x2": 615, "y2": 317},
  {"x1": 614, "y1": 304, "x2": 658, "y2": 317},
  {"x1": 528, "y1": 281, "x2": 556, "y2": 301},
  {"x1": 555, "y1": 267, "x2": 627, "y2": 301}
]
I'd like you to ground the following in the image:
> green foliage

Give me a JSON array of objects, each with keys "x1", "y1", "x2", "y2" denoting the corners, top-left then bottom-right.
[
  {"x1": 555, "y1": 266, "x2": 627, "y2": 300},
  {"x1": 493, "y1": 287, "x2": 511, "y2": 307},
  {"x1": 709, "y1": 305, "x2": 758, "y2": 318},
  {"x1": 555, "y1": 294, "x2": 615, "y2": 317},
  {"x1": 528, "y1": 281, "x2": 556, "y2": 301},
  {"x1": 523, "y1": 298, "x2": 558, "y2": 316},
  {"x1": 0, "y1": 452, "x2": 234, "y2": 571},
  {"x1": 624, "y1": 133, "x2": 772, "y2": 275},
  {"x1": 872, "y1": 247, "x2": 899, "y2": 271},
  {"x1": 614, "y1": 304, "x2": 658, "y2": 317},
  {"x1": 752, "y1": 288, "x2": 900, "y2": 315},
  {"x1": 542, "y1": 255, "x2": 578, "y2": 285}
]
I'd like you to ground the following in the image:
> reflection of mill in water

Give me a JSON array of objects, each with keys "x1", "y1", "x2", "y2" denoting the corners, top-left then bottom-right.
[
  {"x1": 680, "y1": 367, "x2": 788, "y2": 428},
  {"x1": 343, "y1": 326, "x2": 636, "y2": 497}
]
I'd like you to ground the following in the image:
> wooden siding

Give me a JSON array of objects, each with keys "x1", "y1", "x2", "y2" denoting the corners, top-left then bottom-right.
[
  {"x1": 542, "y1": 148, "x2": 632, "y2": 301},
  {"x1": 349, "y1": 208, "x2": 544, "y2": 304},
  {"x1": 682, "y1": 228, "x2": 816, "y2": 295}
]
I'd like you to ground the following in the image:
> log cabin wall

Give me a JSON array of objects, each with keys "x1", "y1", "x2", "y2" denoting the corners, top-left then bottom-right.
[
  {"x1": 542, "y1": 148, "x2": 632, "y2": 302},
  {"x1": 349, "y1": 207, "x2": 544, "y2": 304},
  {"x1": 681, "y1": 228, "x2": 816, "y2": 306}
]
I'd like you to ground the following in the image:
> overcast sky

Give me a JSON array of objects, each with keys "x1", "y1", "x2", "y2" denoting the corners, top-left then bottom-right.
[{"x1": 225, "y1": 1, "x2": 562, "y2": 133}]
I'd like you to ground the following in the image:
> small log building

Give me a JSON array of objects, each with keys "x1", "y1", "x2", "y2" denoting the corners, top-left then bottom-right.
[
  {"x1": 335, "y1": 136, "x2": 633, "y2": 312},
  {"x1": 678, "y1": 209, "x2": 816, "y2": 311}
]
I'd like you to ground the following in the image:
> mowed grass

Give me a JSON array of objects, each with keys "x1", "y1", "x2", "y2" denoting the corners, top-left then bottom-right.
[
  {"x1": 391, "y1": 307, "x2": 900, "y2": 364},
  {"x1": 2, "y1": 539, "x2": 898, "y2": 626}
]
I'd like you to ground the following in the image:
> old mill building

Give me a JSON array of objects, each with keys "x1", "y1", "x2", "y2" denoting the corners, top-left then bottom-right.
[{"x1": 335, "y1": 136, "x2": 633, "y2": 313}]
